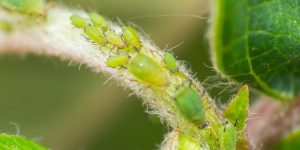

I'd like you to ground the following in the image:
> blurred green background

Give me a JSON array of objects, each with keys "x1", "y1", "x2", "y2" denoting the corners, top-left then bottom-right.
[{"x1": 0, "y1": 0, "x2": 222, "y2": 149}]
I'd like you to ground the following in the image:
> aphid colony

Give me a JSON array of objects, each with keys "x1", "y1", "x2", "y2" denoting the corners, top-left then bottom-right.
[{"x1": 70, "y1": 13, "x2": 206, "y2": 127}]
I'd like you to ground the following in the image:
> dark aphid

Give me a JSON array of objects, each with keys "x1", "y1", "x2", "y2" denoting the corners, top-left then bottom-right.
[
  {"x1": 163, "y1": 52, "x2": 177, "y2": 72},
  {"x1": 106, "y1": 55, "x2": 129, "y2": 68},
  {"x1": 122, "y1": 26, "x2": 142, "y2": 50},
  {"x1": 70, "y1": 15, "x2": 88, "y2": 28},
  {"x1": 174, "y1": 86, "x2": 205, "y2": 125},
  {"x1": 85, "y1": 26, "x2": 106, "y2": 45},
  {"x1": 128, "y1": 53, "x2": 169, "y2": 87},
  {"x1": 106, "y1": 31, "x2": 126, "y2": 48},
  {"x1": 89, "y1": 12, "x2": 109, "y2": 31}
]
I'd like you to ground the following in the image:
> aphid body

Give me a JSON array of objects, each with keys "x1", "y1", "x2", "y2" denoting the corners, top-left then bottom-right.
[
  {"x1": 85, "y1": 26, "x2": 106, "y2": 45},
  {"x1": 89, "y1": 13, "x2": 109, "y2": 31},
  {"x1": 70, "y1": 15, "x2": 88, "y2": 28},
  {"x1": 174, "y1": 86, "x2": 205, "y2": 125},
  {"x1": 219, "y1": 123, "x2": 237, "y2": 150},
  {"x1": 122, "y1": 26, "x2": 142, "y2": 50},
  {"x1": 163, "y1": 52, "x2": 177, "y2": 72},
  {"x1": 128, "y1": 53, "x2": 169, "y2": 87},
  {"x1": 106, "y1": 31, "x2": 126, "y2": 48},
  {"x1": 106, "y1": 55, "x2": 129, "y2": 68}
]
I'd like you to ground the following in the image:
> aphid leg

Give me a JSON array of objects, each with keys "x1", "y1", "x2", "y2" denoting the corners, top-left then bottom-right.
[{"x1": 234, "y1": 119, "x2": 238, "y2": 127}]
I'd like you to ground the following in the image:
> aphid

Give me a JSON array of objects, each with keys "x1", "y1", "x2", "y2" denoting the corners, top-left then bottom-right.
[
  {"x1": 0, "y1": 0, "x2": 44, "y2": 14},
  {"x1": 106, "y1": 31, "x2": 126, "y2": 48},
  {"x1": 163, "y1": 52, "x2": 177, "y2": 72},
  {"x1": 106, "y1": 55, "x2": 129, "y2": 68},
  {"x1": 178, "y1": 133, "x2": 201, "y2": 150},
  {"x1": 89, "y1": 12, "x2": 109, "y2": 31},
  {"x1": 173, "y1": 86, "x2": 205, "y2": 126},
  {"x1": 70, "y1": 15, "x2": 88, "y2": 28},
  {"x1": 122, "y1": 26, "x2": 142, "y2": 50},
  {"x1": 219, "y1": 123, "x2": 237, "y2": 150},
  {"x1": 85, "y1": 26, "x2": 106, "y2": 45},
  {"x1": 128, "y1": 53, "x2": 169, "y2": 87}
]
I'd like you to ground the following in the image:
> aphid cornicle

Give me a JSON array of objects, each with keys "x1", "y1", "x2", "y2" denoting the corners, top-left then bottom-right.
[
  {"x1": 122, "y1": 26, "x2": 142, "y2": 50},
  {"x1": 85, "y1": 26, "x2": 106, "y2": 45},
  {"x1": 163, "y1": 52, "x2": 177, "y2": 72},
  {"x1": 128, "y1": 53, "x2": 169, "y2": 87},
  {"x1": 106, "y1": 55, "x2": 129, "y2": 68},
  {"x1": 106, "y1": 31, "x2": 126, "y2": 48},
  {"x1": 70, "y1": 15, "x2": 88, "y2": 28},
  {"x1": 174, "y1": 86, "x2": 205, "y2": 125},
  {"x1": 89, "y1": 12, "x2": 109, "y2": 31}
]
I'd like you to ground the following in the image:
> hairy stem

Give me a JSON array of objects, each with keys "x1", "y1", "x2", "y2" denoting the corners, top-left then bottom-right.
[{"x1": 0, "y1": 3, "x2": 225, "y2": 149}]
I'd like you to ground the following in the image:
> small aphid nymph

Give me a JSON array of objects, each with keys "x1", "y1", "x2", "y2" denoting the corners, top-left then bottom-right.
[
  {"x1": 89, "y1": 12, "x2": 109, "y2": 31},
  {"x1": 163, "y1": 52, "x2": 177, "y2": 72},
  {"x1": 174, "y1": 86, "x2": 205, "y2": 125},
  {"x1": 70, "y1": 15, "x2": 88, "y2": 28},
  {"x1": 106, "y1": 31, "x2": 126, "y2": 48},
  {"x1": 128, "y1": 53, "x2": 169, "y2": 87},
  {"x1": 85, "y1": 26, "x2": 106, "y2": 45},
  {"x1": 219, "y1": 123, "x2": 237, "y2": 150},
  {"x1": 122, "y1": 26, "x2": 142, "y2": 50},
  {"x1": 106, "y1": 55, "x2": 129, "y2": 68}
]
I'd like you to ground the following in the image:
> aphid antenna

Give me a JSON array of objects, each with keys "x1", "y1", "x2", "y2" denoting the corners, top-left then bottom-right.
[
  {"x1": 127, "y1": 13, "x2": 207, "y2": 21},
  {"x1": 167, "y1": 41, "x2": 185, "y2": 52}
]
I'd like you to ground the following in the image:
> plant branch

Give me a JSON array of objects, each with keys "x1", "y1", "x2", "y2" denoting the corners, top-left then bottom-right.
[{"x1": 0, "y1": 4, "x2": 224, "y2": 150}]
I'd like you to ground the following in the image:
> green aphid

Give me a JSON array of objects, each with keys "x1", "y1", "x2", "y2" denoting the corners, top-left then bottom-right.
[
  {"x1": 106, "y1": 31, "x2": 126, "y2": 48},
  {"x1": 178, "y1": 133, "x2": 201, "y2": 150},
  {"x1": 219, "y1": 123, "x2": 237, "y2": 150},
  {"x1": 163, "y1": 52, "x2": 177, "y2": 72},
  {"x1": 0, "y1": 0, "x2": 44, "y2": 14},
  {"x1": 174, "y1": 86, "x2": 205, "y2": 126},
  {"x1": 128, "y1": 53, "x2": 169, "y2": 87},
  {"x1": 120, "y1": 47, "x2": 135, "y2": 53},
  {"x1": 70, "y1": 15, "x2": 88, "y2": 29},
  {"x1": 122, "y1": 26, "x2": 142, "y2": 50},
  {"x1": 106, "y1": 55, "x2": 129, "y2": 68},
  {"x1": 85, "y1": 26, "x2": 106, "y2": 45},
  {"x1": 89, "y1": 12, "x2": 109, "y2": 31}
]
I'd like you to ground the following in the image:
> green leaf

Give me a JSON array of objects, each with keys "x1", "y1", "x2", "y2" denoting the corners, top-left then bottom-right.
[
  {"x1": 0, "y1": 134, "x2": 47, "y2": 150},
  {"x1": 276, "y1": 130, "x2": 300, "y2": 150},
  {"x1": 210, "y1": 0, "x2": 300, "y2": 100},
  {"x1": 223, "y1": 85, "x2": 249, "y2": 131}
]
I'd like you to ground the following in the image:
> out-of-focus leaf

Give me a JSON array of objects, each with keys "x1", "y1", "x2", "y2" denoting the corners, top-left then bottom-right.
[
  {"x1": 276, "y1": 130, "x2": 300, "y2": 150},
  {"x1": 211, "y1": 0, "x2": 300, "y2": 100},
  {"x1": 0, "y1": 134, "x2": 47, "y2": 150}
]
